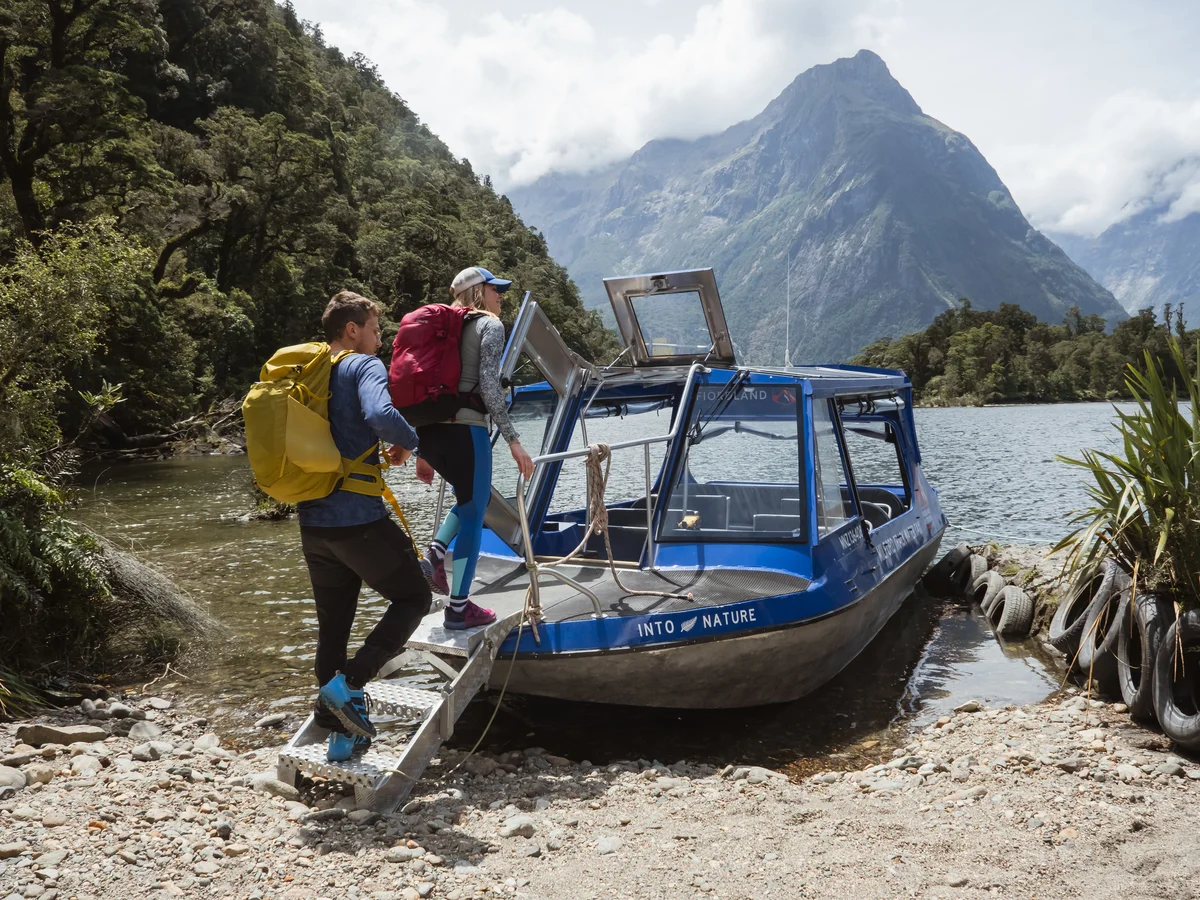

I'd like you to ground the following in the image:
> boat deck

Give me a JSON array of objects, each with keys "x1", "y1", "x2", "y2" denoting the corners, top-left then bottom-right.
[
  {"x1": 474, "y1": 555, "x2": 811, "y2": 621},
  {"x1": 405, "y1": 555, "x2": 812, "y2": 656}
]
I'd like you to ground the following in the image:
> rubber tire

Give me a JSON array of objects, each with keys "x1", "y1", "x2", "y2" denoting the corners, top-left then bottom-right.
[
  {"x1": 1153, "y1": 608, "x2": 1200, "y2": 752},
  {"x1": 989, "y1": 585, "x2": 1034, "y2": 637},
  {"x1": 924, "y1": 543, "x2": 970, "y2": 597},
  {"x1": 1117, "y1": 590, "x2": 1175, "y2": 723},
  {"x1": 1077, "y1": 585, "x2": 1129, "y2": 695},
  {"x1": 1049, "y1": 560, "x2": 1118, "y2": 657},
  {"x1": 955, "y1": 554, "x2": 989, "y2": 597},
  {"x1": 970, "y1": 570, "x2": 1006, "y2": 616}
]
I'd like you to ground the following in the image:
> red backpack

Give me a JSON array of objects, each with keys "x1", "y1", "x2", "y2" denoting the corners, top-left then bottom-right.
[{"x1": 387, "y1": 304, "x2": 485, "y2": 426}]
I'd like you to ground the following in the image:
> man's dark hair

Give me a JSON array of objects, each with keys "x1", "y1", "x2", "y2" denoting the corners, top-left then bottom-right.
[{"x1": 322, "y1": 290, "x2": 382, "y2": 340}]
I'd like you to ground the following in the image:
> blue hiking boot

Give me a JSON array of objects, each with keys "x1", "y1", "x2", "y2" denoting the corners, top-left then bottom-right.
[
  {"x1": 318, "y1": 673, "x2": 376, "y2": 739},
  {"x1": 326, "y1": 730, "x2": 371, "y2": 762}
]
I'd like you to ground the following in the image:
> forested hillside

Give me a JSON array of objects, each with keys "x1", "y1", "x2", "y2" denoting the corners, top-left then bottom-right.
[
  {"x1": 0, "y1": 0, "x2": 616, "y2": 706},
  {"x1": 0, "y1": 0, "x2": 616, "y2": 450},
  {"x1": 853, "y1": 300, "x2": 1194, "y2": 406}
]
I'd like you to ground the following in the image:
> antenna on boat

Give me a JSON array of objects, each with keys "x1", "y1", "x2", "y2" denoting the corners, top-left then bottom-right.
[{"x1": 785, "y1": 250, "x2": 792, "y2": 368}]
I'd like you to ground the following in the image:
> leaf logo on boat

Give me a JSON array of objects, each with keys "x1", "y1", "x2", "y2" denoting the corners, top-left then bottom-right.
[{"x1": 680, "y1": 616, "x2": 698, "y2": 633}]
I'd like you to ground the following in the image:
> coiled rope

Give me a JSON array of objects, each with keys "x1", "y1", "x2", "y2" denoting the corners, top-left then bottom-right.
[{"x1": 525, "y1": 442, "x2": 693, "y2": 618}]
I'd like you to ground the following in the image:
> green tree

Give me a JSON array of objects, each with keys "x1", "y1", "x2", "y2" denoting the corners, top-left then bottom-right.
[
  {"x1": 0, "y1": 0, "x2": 166, "y2": 241},
  {"x1": 0, "y1": 219, "x2": 151, "y2": 457}
]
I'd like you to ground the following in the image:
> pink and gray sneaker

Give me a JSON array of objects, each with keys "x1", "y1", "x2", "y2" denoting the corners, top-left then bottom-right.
[
  {"x1": 421, "y1": 549, "x2": 449, "y2": 595},
  {"x1": 443, "y1": 599, "x2": 497, "y2": 631}
]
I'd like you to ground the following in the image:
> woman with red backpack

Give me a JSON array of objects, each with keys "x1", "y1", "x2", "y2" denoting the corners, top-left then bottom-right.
[{"x1": 392, "y1": 267, "x2": 534, "y2": 630}]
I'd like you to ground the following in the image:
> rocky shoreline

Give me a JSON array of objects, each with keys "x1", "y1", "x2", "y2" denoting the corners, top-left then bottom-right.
[{"x1": 3, "y1": 682, "x2": 1199, "y2": 900}]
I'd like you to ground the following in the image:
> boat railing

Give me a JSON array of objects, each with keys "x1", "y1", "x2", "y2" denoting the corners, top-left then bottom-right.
[{"x1": 513, "y1": 362, "x2": 707, "y2": 622}]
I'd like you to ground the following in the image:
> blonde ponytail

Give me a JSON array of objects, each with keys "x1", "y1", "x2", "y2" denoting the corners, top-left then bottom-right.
[{"x1": 450, "y1": 283, "x2": 499, "y2": 317}]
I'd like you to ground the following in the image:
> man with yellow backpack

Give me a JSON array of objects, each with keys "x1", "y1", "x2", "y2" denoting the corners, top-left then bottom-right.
[{"x1": 244, "y1": 290, "x2": 430, "y2": 762}]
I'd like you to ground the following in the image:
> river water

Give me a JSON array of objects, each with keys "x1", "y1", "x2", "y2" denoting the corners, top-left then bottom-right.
[{"x1": 76, "y1": 402, "x2": 1125, "y2": 766}]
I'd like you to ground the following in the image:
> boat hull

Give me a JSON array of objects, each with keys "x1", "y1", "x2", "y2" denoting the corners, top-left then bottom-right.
[{"x1": 486, "y1": 533, "x2": 941, "y2": 708}]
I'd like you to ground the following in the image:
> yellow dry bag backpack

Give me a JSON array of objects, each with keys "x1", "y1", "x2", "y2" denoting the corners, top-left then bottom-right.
[{"x1": 243, "y1": 343, "x2": 387, "y2": 504}]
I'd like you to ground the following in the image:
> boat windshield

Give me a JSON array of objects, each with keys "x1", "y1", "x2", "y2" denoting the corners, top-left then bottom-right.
[
  {"x1": 661, "y1": 384, "x2": 803, "y2": 541},
  {"x1": 491, "y1": 392, "x2": 560, "y2": 502},
  {"x1": 548, "y1": 397, "x2": 676, "y2": 513}
]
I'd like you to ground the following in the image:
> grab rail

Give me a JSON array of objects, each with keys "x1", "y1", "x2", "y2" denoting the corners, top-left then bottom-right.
[{"x1": 512, "y1": 362, "x2": 708, "y2": 623}]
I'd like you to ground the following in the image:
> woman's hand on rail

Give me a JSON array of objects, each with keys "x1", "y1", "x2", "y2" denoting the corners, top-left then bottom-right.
[
  {"x1": 414, "y1": 456, "x2": 435, "y2": 485},
  {"x1": 510, "y1": 441, "x2": 534, "y2": 479}
]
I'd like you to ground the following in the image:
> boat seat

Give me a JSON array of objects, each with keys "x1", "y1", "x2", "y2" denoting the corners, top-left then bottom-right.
[
  {"x1": 753, "y1": 513, "x2": 803, "y2": 533},
  {"x1": 861, "y1": 502, "x2": 891, "y2": 530},
  {"x1": 606, "y1": 506, "x2": 652, "y2": 528},
  {"x1": 584, "y1": 524, "x2": 647, "y2": 561}
]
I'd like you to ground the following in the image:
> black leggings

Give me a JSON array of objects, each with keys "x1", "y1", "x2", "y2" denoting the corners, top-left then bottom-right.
[{"x1": 301, "y1": 516, "x2": 431, "y2": 727}]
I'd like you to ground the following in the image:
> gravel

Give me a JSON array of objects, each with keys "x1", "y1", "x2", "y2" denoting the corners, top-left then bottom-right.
[{"x1": 2, "y1": 689, "x2": 1199, "y2": 898}]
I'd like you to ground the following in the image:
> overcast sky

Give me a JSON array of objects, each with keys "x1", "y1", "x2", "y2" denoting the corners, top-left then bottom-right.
[{"x1": 290, "y1": 0, "x2": 1200, "y2": 237}]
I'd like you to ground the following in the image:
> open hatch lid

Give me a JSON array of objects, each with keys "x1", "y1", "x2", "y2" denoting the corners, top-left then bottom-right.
[{"x1": 603, "y1": 268, "x2": 736, "y2": 367}]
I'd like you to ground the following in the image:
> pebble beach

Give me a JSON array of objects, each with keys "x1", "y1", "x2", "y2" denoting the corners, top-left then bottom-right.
[{"x1": 3, "y1": 683, "x2": 1199, "y2": 900}]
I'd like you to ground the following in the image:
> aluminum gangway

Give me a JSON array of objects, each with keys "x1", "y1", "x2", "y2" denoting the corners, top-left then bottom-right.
[{"x1": 276, "y1": 592, "x2": 526, "y2": 812}]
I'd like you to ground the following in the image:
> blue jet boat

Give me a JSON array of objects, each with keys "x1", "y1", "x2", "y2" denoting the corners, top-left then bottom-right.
[{"x1": 422, "y1": 268, "x2": 947, "y2": 709}]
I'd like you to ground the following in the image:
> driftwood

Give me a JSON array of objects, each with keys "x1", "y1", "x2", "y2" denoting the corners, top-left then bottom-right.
[{"x1": 87, "y1": 398, "x2": 245, "y2": 458}]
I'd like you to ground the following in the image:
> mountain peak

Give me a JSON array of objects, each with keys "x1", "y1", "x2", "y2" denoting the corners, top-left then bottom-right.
[
  {"x1": 509, "y1": 51, "x2": 1125, "y2": 363},
  {"x1": 773, "y1": 48, "x2": 921, "y2": 117}
]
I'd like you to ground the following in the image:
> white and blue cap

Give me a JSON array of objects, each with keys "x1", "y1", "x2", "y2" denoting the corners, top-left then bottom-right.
[{"x1": 451, "y1": 266, "x2": 512, "y2": 296}]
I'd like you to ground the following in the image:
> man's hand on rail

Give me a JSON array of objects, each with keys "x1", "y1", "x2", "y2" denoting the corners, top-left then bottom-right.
[
  {"x1": 414, "y1": 456, "x2": 435, "y2": 485},
  {"x1": 388, "y1": 444, "x2": 412, "y2": 467},
  {"x1": 511, "y1": 440, "x2": 534, "y2": 479}
]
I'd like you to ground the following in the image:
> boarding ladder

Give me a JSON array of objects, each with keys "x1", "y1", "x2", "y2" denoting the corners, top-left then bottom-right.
[{"x1": 276, "y1": 599, "x2": 525, "y2": 813}]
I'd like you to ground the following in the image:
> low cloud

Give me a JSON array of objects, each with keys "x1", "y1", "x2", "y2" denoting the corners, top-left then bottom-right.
[
  {"x1": 999, "y1": 92, "x2": 1200, "y2": 237},
  {"x1": 304, "y1": 0, "x2": 891, "y2": 187}
]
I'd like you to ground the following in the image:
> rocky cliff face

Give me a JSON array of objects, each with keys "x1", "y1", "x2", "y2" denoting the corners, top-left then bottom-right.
[
  {"x1": 510, "y1": 50, "x2": 1126, "y2": 363},
  {"x1": 1055, "y1": 209, "x2": 1200, "y2": 324}
]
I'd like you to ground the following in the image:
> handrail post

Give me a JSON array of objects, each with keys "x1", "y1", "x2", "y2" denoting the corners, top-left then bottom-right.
[
  {"x1": 433, "y1": 476, "x2": 448, "y2": 530},
  {"x1": 515, "y1": 475, "x2": 541, "y2": 618},
  {"x1": 644, "y1": 441, "x2": 656, "y2": 570}
]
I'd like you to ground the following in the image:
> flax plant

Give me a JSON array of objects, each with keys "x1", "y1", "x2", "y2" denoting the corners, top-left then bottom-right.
[{"x1": 1053, "y1": 336, "x2": 1200, "y2": 610}]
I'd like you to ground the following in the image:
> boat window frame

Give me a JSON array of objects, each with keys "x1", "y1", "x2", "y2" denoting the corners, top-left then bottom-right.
[
  {"x1": 654, "y1": 371, "x2": 807, "y2": 545},
  {"x1": 834, "y1": 403, "x2": 914, "y2": 516},
  {"x1": 809, "y1": 395, "x2": 861, "y2": 543}
]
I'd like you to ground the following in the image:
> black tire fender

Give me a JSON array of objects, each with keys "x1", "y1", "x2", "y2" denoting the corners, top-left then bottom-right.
[
  {"x1": 1078, "y1": 584, "x2": 1129, "y2": 695},
  {"x1": 1118, "y1": 590, "x2": 1175, "y2": 723},
  {"x1": 970, "y1": 570, "x2": 1006, "y2": 615},
  {"x1": 1049, "y1": 560, "x2": 1116, "y2": 656},
  {"x1": 955, "y1": 554, "x2": 989, "y2": 596},
  {"x1": 989, "y1": 585, "x2": 1034, "y2": 637},
  {"x1": 924, "y1": 542, "x2": 970, "y2": 597},
  {"x1": 1153, "y1": 608, "x2": 1200, "y2": 752}
]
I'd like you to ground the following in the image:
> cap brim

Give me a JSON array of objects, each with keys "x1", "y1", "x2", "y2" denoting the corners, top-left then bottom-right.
[{"x1": 488, "y1": 279, "x2": 513, "y2": 293}]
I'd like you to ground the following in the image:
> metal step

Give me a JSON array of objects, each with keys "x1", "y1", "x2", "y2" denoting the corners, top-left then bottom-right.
[{"x1": 276, "y1": 603, "x2": 524, "y2": 813}]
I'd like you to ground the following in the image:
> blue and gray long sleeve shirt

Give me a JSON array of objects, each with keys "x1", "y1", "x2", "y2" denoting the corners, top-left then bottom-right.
[{"x1": 297, "y1": 354, "x2": 419, "y2": 528}]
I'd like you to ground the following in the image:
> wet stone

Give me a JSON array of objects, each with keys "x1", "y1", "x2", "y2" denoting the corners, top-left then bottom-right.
[
  {"x1": 0, "y1": 843, "x2": 29, "y2": 860},
  {"x1": 15, "y1": 725, "x2": 106, "y2": 747},
  {"x1": 0, "y1": 767, "x2": 27, "y2": 791}
]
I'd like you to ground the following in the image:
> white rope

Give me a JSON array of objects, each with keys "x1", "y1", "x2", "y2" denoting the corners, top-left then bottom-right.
[{"x1": 534, "y1": 442, "x2": 692, "y2": 602}]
